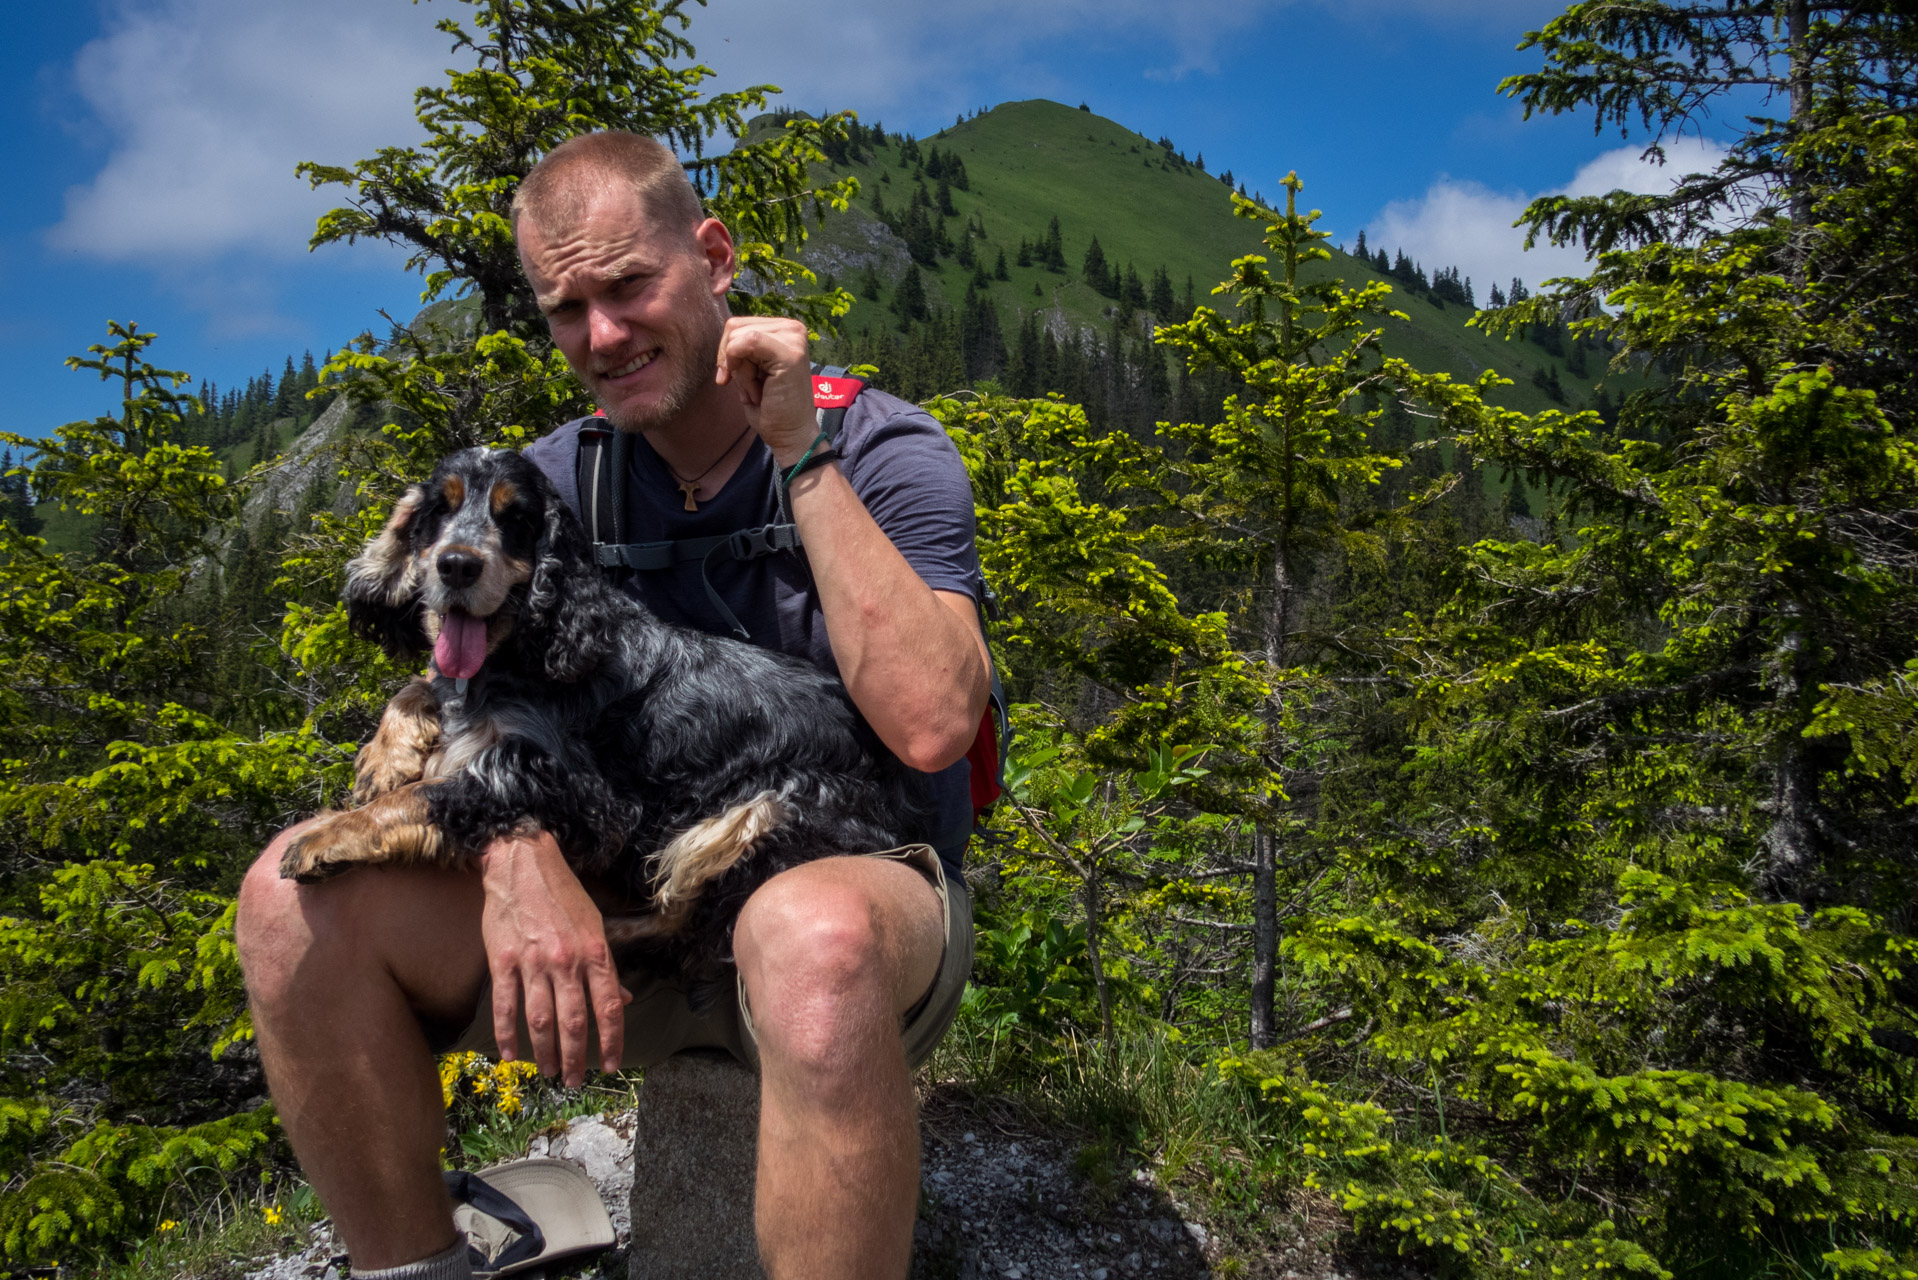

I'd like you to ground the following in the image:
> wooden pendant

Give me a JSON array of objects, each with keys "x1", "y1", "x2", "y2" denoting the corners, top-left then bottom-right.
[{"x1": 678, "y1": 480, "x2": 700, "y2": 512}]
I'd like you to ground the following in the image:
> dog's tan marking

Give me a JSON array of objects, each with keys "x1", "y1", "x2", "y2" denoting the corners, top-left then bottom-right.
[
  {"x1": 640, "y1": 792, "x2": 790, "y2": 936},
  {"x1": 353, "y1": 677, "x2": 442, "y2": 803},
  {"x1": 279, "y1": 783, "x2": 452, "y2": 883},
  {"x1": 442, "y1": 475, "x2": 465, "y2": 509},
  {"x1": 490, "y1": 480, "x2": 518, "y2": 515}
]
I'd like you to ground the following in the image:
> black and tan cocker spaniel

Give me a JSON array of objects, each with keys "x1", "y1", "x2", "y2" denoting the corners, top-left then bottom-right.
[{"x1": 279, "y1": 446, "x2": 928, "y2": 977}]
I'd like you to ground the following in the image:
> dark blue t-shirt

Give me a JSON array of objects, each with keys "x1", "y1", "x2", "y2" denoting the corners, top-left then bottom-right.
[{"x1": 522, "y1": 387, "x2": 982, "y2": 875}]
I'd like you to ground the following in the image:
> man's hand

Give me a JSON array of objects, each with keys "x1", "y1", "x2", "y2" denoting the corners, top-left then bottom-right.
[
  {"x1": 478, "y1": 832, "x2": 629, "y2": 1085},
  {"x1": 714, "y1": 316, "x2": 818, "y2": 467}
]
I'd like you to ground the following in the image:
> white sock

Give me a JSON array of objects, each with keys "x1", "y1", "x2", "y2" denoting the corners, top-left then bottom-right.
[{"x1": 348, "y1": 1236, "x2": 472, "y2": 1280}]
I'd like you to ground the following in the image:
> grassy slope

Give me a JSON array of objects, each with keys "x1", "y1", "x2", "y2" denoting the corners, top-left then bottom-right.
[{"x1": 812, "y1": 98, "x2": 1607, "y2": 416}]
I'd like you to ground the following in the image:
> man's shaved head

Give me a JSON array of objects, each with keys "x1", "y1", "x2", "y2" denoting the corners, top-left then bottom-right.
[{"x1": 512, "y1": 131, "x2": 705, "y2": 240}]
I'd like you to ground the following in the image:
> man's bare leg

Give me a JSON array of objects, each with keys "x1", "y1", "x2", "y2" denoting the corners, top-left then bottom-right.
[
  {"x1": 237, "y1": 825, "x2": 490, "y2": 1270},
  {"x1": 733, "y1": 856, "x2": 945, "y2": 1280}
]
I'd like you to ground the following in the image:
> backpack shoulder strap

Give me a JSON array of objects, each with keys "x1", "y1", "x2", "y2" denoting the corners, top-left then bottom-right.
[
  {"x1": 772, "y1": 364, "x2": 867, "y2": 527},
  {"x1": 808, "y1": 363, "x2": 865, "y2": 446},
  {"x1": 576, "y1": 413, "x2": 636, "y2": 585},
  {"x1": 576, "y1": 413, "x2": 620, "y2": 544}
]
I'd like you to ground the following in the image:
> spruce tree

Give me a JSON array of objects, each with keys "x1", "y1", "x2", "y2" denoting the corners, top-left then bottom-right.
[
  {"x1": 273, "y1": 355, "x2": 298, "y2": 418},
  {"x1": 1120, "y1": 264, "x2": 1147, "y2": 318},
  {"x1": 1044, "y1": 216, "x2": 1066, "y2": 271},
  {"x1": 891, "y1": 263, "x2": 929, "y2": 326},
  {"x1": 0, "y1": 449, "x2": 40, "y2": 536},
  {"x1": 994, "y1": 248, "x2": 1009, "y2": 281},
  {"x1": 0, "y1": 324, "x2": 266, "y2": 1267},
  {"x1": 960, "y1": 279, "x2": 1007, "y2": 381},
  {"x1": 1081, "y1": 237, "x2": 1113, "y2": 297},
  {"x1": 1008, "y1": 310, "x2": 1044, "y2": 397},
  {"x1": 298, "y1": 0, "x2": 854, "y2": 335},
  {"x1": 901, "y1": 201, "x2": 938, "y2": 266},
  {"x1": 1155, "y1": 177, "x2": 1416, "y2": 1048}
]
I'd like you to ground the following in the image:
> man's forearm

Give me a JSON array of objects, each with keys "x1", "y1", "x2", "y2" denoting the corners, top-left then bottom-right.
[{"x1": 784, "y1": 460, "x2": 988, "y2": 772}]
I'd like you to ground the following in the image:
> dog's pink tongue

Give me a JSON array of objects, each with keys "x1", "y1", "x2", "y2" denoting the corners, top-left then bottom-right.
[{"x1": 434, "y1": 611, "x2": 488, "y2": 681}]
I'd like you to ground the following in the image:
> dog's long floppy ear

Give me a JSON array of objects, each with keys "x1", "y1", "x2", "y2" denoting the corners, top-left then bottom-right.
[
  {"x1": 344, "y1": 485, "x2": 429, "y2": 658},
  {"x1": 519, "y1": 478, "x2": 617, "y2": 682}
]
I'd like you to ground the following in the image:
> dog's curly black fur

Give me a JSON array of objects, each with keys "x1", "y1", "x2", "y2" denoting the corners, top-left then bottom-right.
[{"x1": 301, "y1": 445, "x2": 929, "y2": 979}]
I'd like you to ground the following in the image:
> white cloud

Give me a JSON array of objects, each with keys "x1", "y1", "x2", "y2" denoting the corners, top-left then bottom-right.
[
  {"x1": 45, "y1": 0, "x2": 1565, "y2": 268},
  {"x1": 1360, "y1": 135, "x2": 1730, "y2": 299},
  {"x1": 47, "y1": 0, "x2": 451, "y2": 264}
]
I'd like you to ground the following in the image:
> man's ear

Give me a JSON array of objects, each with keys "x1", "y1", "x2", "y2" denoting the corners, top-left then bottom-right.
[
  {"x1": 695, "y1": 217, "x2": 737, "y2": 299},
  {"x1": 344, "y1": 485, "x2": 429, "y2": 658}
]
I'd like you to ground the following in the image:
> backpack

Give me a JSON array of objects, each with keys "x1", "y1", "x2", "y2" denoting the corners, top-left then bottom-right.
[{"x1": 571, "y1": 366, "x2": 1011, "y2": 846}]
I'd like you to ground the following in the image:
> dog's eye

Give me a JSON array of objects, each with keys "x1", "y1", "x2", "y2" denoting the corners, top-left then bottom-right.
[{"x1": 495, "y1": 502, "x2": 540, "y2": 539}]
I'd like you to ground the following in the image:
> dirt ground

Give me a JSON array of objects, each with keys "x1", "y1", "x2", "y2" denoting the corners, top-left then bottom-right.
[{"x1": 241, "y1": 1084, "x2": 1421, "y2": 1280}]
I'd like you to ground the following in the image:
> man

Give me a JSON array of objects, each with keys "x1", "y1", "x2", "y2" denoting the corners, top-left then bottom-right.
[{"x1": 236, "y1": 131, "x2": 990, "y2": 1280}]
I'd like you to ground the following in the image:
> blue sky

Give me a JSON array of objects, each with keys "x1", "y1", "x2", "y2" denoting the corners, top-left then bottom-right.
[{"x1": 3, "y1": 0, "x2": 1746, "y2": 438}]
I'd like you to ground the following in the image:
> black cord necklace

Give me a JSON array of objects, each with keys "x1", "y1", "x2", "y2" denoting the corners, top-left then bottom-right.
[{"x1": 662, "y1": 424, "x2": 754, "y2": 512}]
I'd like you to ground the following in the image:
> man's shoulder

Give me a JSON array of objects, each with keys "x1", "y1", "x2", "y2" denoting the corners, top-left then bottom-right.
[
  {"x1": 841, "y1": 385, "x2": 937, "y2": 437},
  {"x1": 523, "y1": 416, "x2": 593, "y2": 468},
  {"x1": 838, "y1": 387, "x2": 960, "y2": 472},
  {"x1": 523, "y1": 416, "x2": 598, "y2": 515}
]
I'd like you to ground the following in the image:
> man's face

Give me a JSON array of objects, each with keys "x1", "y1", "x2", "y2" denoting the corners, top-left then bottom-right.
[{"x1": 518, "y1": 183, "x2": 733, "y2": 433}]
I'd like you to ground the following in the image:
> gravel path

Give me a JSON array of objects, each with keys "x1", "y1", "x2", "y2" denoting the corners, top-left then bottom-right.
[{"x1": 242, "y1": 1087, "x2": 1406, "y2": 1280}]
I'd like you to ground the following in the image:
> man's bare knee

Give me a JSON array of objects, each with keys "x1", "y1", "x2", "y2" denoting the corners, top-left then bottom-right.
[
  {"x1": 237, "y1": 823, "x2": 487, "y2": 1023},
  {"x1": 737, "y1": 872, "x2": 915, "y2": 1076},
  {"x1": 237, "y1": 823, "x2": 328, "y2": 1003}
]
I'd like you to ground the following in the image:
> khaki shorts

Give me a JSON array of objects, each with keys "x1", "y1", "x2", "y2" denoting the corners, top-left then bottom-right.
[{"x1": 428, "y1": 845, "x2": 971, "y2": 1072}]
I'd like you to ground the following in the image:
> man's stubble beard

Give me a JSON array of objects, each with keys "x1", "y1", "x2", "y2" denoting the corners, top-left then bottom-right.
[{"x1": 596, "y1": 304, "x2": 725, "y2": 436}]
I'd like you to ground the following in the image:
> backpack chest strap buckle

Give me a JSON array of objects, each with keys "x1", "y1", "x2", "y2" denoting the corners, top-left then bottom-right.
[{"x1": 726, "y1": 523, "x2": 802, "y2": 561}]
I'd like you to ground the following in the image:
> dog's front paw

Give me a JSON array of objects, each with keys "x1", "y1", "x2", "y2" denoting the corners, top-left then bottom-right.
[
  {"x1": 353, "y1": 678, "x2": 442, "y2": 803},
  {"x1": 280, "y1": 814, "x2": 358, "y2": 883},
  {"x1": 354, "y1": 753, "x2": 425, "y2": 805},
  {"x1": 279, "y1": 787, "x2": 451, "y2": 882}
]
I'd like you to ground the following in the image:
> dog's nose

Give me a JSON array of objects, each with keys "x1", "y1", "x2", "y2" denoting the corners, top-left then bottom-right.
[{"x1": 437, "y1": 548, "x2": 483, "y2": 589}]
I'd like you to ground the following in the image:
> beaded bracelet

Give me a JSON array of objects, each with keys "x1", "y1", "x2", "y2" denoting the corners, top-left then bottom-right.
[{"x1": 778, "y1": 430, "x2": 838, "y2": 491}]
